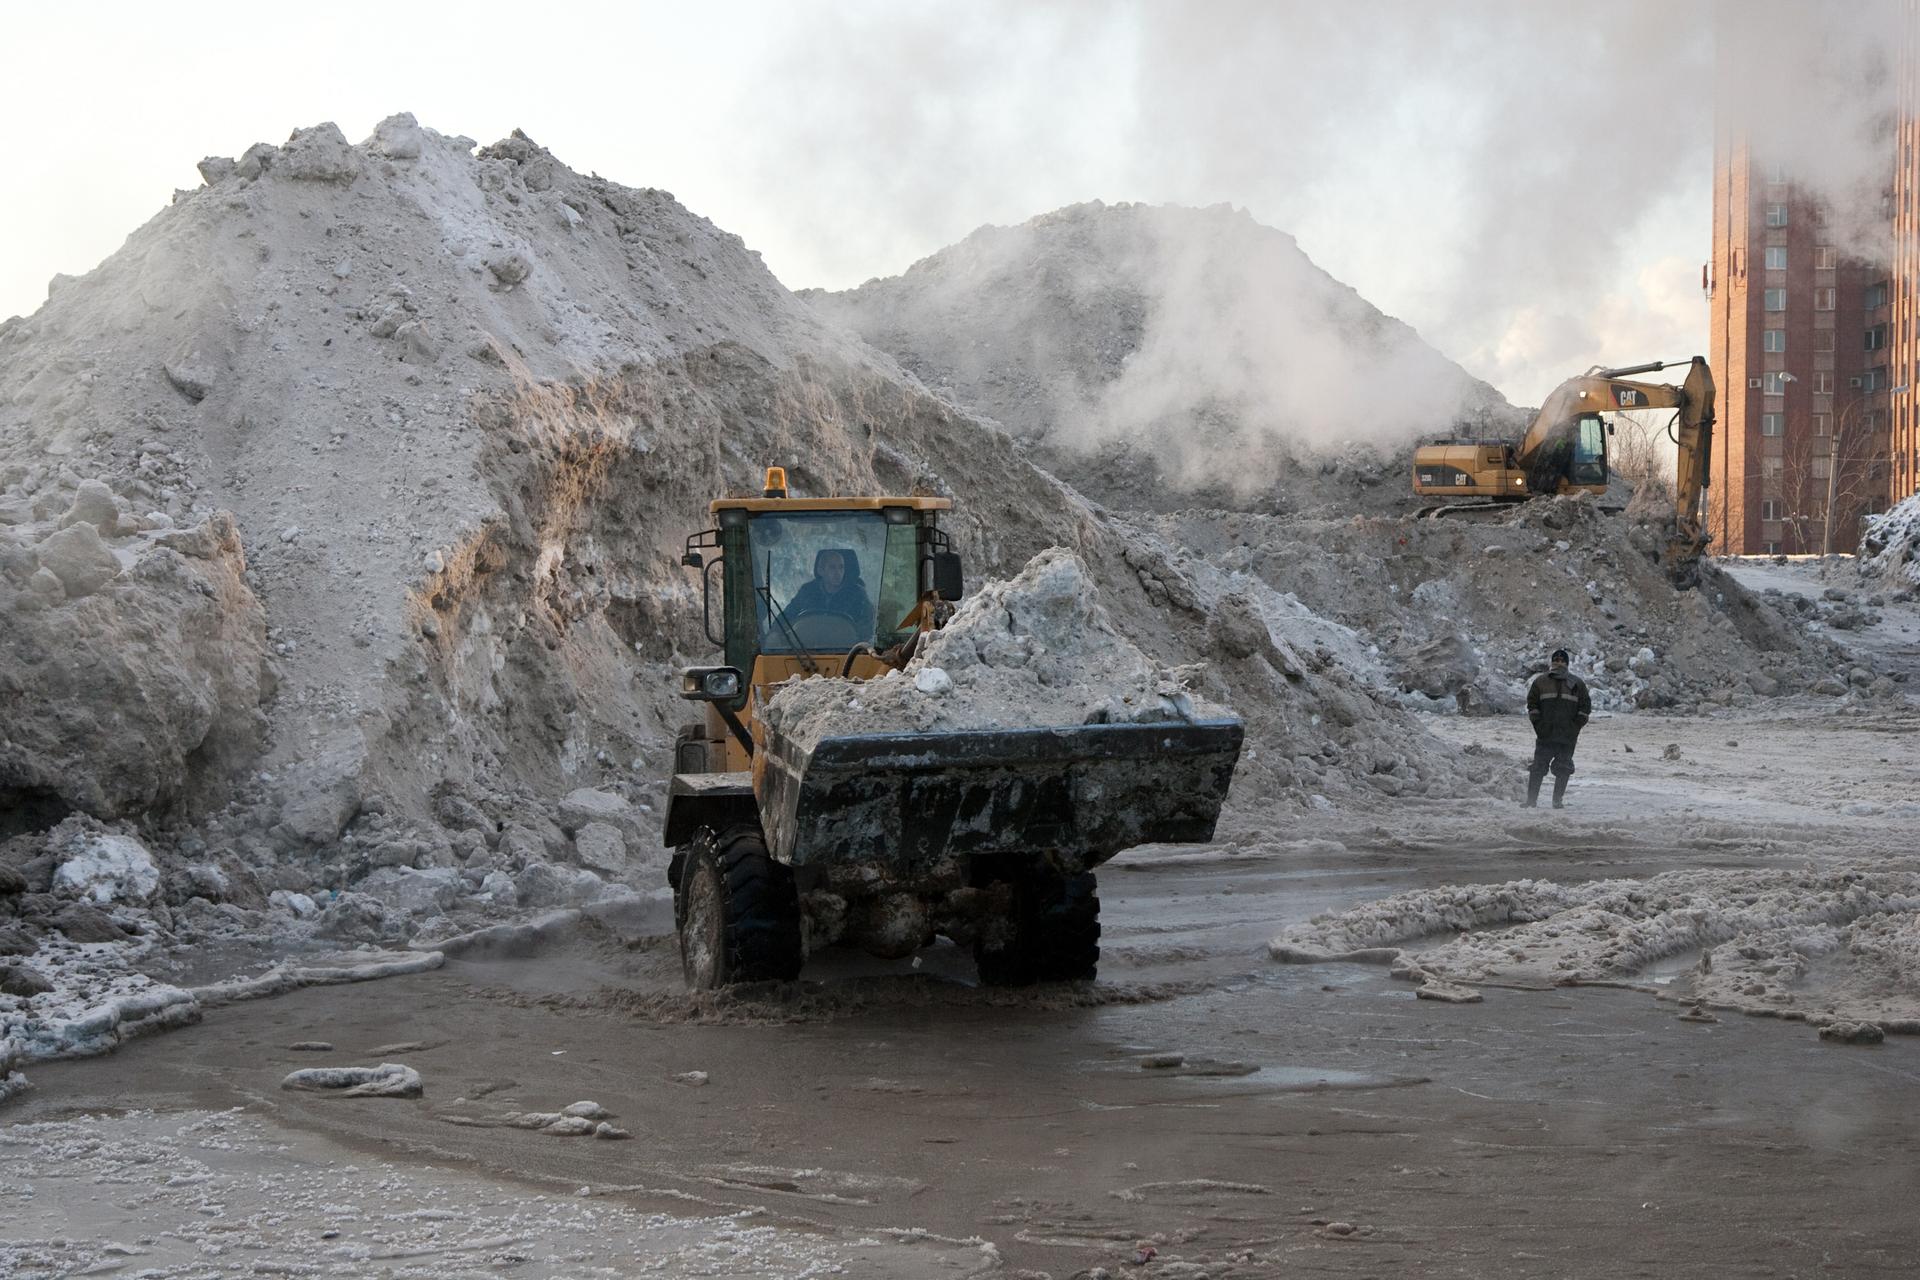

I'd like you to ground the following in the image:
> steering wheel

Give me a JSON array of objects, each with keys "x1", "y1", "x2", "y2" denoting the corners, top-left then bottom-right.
[{"x1": 787, "y1": 609, "x2": 862, "y2": 650}]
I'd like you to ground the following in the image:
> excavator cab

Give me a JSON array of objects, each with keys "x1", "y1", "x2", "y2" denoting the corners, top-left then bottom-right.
[{"x1": 1569, "y1": 413, "x2": 1609, "y2": 486}]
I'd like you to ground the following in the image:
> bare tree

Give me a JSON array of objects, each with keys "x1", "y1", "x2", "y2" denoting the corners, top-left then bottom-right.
[
  {"x1": 1778, "y1": 411, "x2": 1883, "y2": 553},
  {"x1": 1779, "y1": 430, "x2": 1825, "y2": 552},
  {"x1": 1609, "y1": 410, "x2": 1677, "y2": 506}
]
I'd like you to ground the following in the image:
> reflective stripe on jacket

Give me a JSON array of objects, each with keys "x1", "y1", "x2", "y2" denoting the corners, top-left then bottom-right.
[{"x1": 1527, "y1": 670, "x2": 1591, "y2": 744}]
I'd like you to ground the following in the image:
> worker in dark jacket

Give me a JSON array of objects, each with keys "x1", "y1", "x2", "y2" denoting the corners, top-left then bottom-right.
[{"x1": 1524, "y1": 648, "x2": 1591, "y2": 808}]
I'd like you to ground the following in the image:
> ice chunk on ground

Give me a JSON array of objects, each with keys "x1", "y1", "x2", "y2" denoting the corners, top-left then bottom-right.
[
  {"x1": 280, "y1": 1062, "x2": 422, "y2": 1097},
  {"x1": 50, "y1": 826, "x2": 160, "y2": 905}
]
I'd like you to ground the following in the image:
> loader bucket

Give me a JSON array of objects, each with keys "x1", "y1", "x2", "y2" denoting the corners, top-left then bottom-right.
[{"x1": 759, "y1": 717, "x2": 1243, "y2": 876}]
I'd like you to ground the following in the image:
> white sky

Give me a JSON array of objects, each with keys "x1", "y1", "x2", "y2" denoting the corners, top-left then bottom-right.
[{"x1": 1, "y1": 2, "x2": 1713, "y2": 406}]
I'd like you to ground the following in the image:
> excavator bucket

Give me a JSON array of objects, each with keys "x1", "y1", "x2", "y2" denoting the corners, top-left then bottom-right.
[{"x1": 759, "y1": 718, "x2": 1244, "y2": 875}]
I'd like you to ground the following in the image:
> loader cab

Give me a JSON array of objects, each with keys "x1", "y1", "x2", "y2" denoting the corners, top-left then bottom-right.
[{"x1": 679, "y1": 474, "x2": 962, "y2": 770}]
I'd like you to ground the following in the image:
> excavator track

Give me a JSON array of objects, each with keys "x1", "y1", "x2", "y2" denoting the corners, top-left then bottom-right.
[
  {"x1": 1416, "y1": 501, "x2": 1625, "y2": 522},
  {"x1": 1416, "y1": 501, "x2": 1518, "y2": 520}
]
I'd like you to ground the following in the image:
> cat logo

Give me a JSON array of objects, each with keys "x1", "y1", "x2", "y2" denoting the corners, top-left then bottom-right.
[{"x1": 1613, "y1": 387, "x2": 1645, "y2": 408}]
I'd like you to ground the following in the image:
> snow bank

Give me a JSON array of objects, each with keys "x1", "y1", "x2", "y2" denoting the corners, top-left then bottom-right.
[
  {"x1": 1271, "y1": 867, "x2": 1920, "y2": 1036},
  {"x1": 1861, "y1": 492, "x2": 1920, "y2": 588}
]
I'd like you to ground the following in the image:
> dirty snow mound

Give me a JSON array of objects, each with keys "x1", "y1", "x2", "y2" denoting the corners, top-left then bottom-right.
[
  {"x1": 1271, "y1": 866, "x2": 1920, "y2": 1035},
  {"x1": 805, "y1": 201, "x2": 1520, "y2": 514},
  {"x1": 1861, "y1": 492, "x2": 1920, "y2": 589},
  {"x1": 765, "y1": 548, "x2": 1507, "y2": 823},
  {"x1": 1137, "y1": 493, "x2": 1853, "y2": 714},
  {"x1": 764, "y1": 549, "x2": 1219, "y2": 746}
]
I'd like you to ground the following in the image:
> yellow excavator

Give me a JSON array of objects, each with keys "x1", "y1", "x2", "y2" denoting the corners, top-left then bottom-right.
[{"x1": 1413, "y1": 357, "x2": 1715, "y2": 570}]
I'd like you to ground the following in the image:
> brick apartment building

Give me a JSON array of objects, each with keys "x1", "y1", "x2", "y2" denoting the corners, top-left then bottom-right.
[{"x1": 1708, "y1": 17, "x2": 1920, "y2": 555}]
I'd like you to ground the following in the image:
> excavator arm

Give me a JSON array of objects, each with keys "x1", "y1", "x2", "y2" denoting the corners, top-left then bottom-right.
[{"x1": 1515, "y1": 356, "x2": 1716, "y2": 576}]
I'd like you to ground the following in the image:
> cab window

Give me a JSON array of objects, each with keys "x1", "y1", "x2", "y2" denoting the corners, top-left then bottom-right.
[{"x1": 1571, "y1": 414, "x2": 1608, "y2": 485}]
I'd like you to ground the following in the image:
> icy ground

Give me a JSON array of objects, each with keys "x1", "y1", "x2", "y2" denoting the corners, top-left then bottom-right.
[
  {"x1": 1261, "y1": 577, "x2": 1920, "y2": 1036},
  {"x1": 0, "y1": 1108, "x2": 998, "y2": 1278},
  {"x1": 4, "y1": 684, "x2": 1918, "y2": 1276},
  {"x1": 1722, "y1": 554, "x2": 1920, "y2": 682}
]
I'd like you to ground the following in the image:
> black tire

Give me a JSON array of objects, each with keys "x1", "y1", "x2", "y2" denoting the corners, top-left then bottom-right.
[
  {"x1": 678, "y1": 824, "x2": 804, "y2": 989},
  {"x1": 974, "y1": 869, "x2": 1100, "y2": 986}
]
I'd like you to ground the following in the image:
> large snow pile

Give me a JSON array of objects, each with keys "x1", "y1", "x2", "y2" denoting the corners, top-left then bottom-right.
[
  {"x1": 1861, "y1": 491, "x2": 1920, "y2": 589},
  {"x1": 804, "y1": 201, "x2": 1521, "y2": 515},
  {"x1": 0, "y1": 114, "x2": 1119, "y2": 862},
  {"x1": 1270, "y1": 866, "x2": 1920, "y2": 1036}
]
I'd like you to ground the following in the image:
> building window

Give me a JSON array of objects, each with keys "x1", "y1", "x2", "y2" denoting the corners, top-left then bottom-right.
[
  {"x1": 1762, "y1": 371, "x2": 1791, "y2": 395},
  {"x1": 1866, "y1": 281, "x2": 1889, "y2": 308},
  {"x1": 1763, "y1": 329, "x2": 1787, "y2": 352},
  {"x1": 1814, "y1": 287, "x2": 1837, "y2": 310},
  {"x1": 1765, "y1": 288, "x2": 1788, "y2": 311},
  {"x1": 1765, "y1": 247, "x2": 1789, "y2": 270},
  {"x1": 1761, "y1": 499, "x2": 1783, "y2": 520},
  {"x1": 1812, "y1": 456, "x2": 1831, "y2": 479},
  {"x1": 1813, "y1": 371, "x2": 1835, "y2": 393},
  {"x1": 1814, "y1": 329, "x2": 1836, "y2": 352},
  {"x1": 1814, "y1": 245, "x2": 1838, "y2": 269},
  {"x1": 1857, "y1": 369, "x2": 1881, "y2": 392},
  {"x1": 1766, "y1": 204, "x2": 1789, "y2": 227},
  {"x1": 1813, "y1": 412, "x2": 1831, "y2": 435},
  {"x1": 1867, "y1": 324, "x2": 1888, "y2": 350},
  {"x1": 1761, "y1": 413, "x2": 1785, "y2": 435},
  {"x1": 1763, "y1": 456, "x2": 1784, "y2": 479}
]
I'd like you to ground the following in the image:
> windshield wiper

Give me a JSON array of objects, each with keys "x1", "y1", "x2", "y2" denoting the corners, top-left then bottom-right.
[{"x1": 758, "y1": 553, "x2": 819, "y2": 675}]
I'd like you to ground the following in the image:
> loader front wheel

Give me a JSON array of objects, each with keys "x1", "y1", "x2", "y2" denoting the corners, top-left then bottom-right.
[
  {"x1": 678, "y1": 825, "x2": 803, "y2": 989},
  {"x1": 974, "y1": 869, "x2": 1100, "y2": 986}
]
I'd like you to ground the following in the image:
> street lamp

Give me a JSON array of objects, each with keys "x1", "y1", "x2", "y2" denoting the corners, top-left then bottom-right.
[{"x1": 1824, "y1": 383, "x2": 1909, "y2": 555}]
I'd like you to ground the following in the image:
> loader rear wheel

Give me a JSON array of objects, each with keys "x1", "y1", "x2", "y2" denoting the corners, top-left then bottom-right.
[
  {"x1": 678, "y1": 825, "x2": 803, "y2": 989},
  {"x1": 974, "y1": 869, "x2": 1100, "y2": 986}
]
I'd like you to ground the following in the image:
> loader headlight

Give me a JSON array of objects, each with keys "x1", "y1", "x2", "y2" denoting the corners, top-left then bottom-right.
[{"x1": 681, "y1": 666, "x2": 743, "y2": 701}]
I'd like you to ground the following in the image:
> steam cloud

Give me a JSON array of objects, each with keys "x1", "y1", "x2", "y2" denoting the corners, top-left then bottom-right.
[{"x1": 730, "y1": 2, "x2": 1908, "y2": 412}]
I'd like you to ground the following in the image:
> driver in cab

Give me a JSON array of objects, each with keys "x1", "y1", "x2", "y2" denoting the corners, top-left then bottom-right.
[{"x1": 787, "y1": 548, "x2": 873, "y2": 626}]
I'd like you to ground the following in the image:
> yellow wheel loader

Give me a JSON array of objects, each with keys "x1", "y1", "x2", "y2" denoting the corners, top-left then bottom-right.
[
  {"x1": 662, "y1": 469, "x2": 1243, "y2": 989},
  {"x1": 1412, "y1": 356, "x2": 1716, "y2": 575}
]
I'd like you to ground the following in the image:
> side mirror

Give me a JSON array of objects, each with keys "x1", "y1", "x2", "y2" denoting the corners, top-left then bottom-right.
[
  {"x1": 931, "y1": 550, "x2": 964, "y2": 602},
  {"x1": 680, "y1": 666, "x2": 743, "y2": 702},
  {"x1": 681, "y1": 551, "x2": 704, "y2": 569}
]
